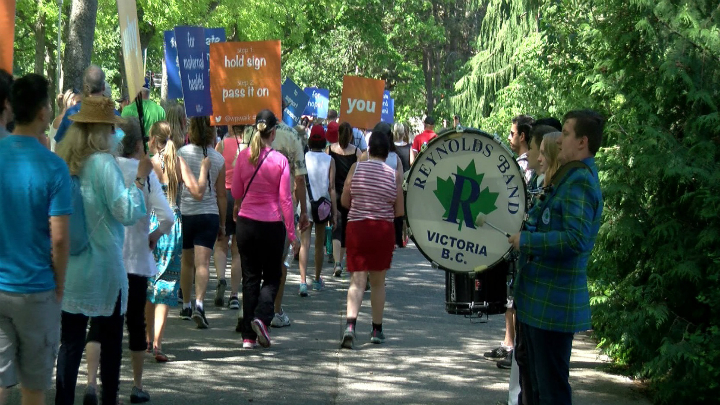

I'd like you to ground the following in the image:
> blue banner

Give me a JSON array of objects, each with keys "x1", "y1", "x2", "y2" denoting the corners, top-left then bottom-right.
[
  {"x1": 381, "y1": 90, "x2": 394, "y2": 124},
  {"x1": 204, "y1": 28, "x2": 226, "y2": 63},
  {"x1": 282, "y1": 78, "x2": 311, "y2": 127},
  {"x1": 302, "y1": 87, "x2": 330, "y2": 119},
  {"x1": 164, "y1": 31, "x2": 183, "y2": 100},
  {"x1": 174, "y1": 26, "x2": 211, "y2": 117}
]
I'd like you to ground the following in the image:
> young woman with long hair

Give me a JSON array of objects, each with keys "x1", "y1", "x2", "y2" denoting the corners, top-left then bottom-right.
[
  {"x1": 145, "y1": 121, "x2": 208, "y2": 357},
  {"x1": 177, "y1": 117, "x2": 226, "y2": 329},
  {"x1": 539, "y1": 132, "x2": 562, "y2": 186},
  {"x1": 232, "y1": 110, "x2": 299, "y2": 349}
]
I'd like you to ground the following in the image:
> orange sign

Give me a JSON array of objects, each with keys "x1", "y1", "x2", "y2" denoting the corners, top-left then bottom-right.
[
  {"x1": 339, "y1": 75, "x2": 385, "y2": 130},
  {"x1": 209, "y1": 40, "x2": 281, "y2": 126},
  {"x1": 0, "y1": 0, "x2": 15, "y2": 73},
  {"x1": 117, "y1": 0, "x2": 144, "y2": 98}
]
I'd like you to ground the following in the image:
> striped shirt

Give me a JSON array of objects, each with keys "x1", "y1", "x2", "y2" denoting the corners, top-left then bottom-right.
[
  {"x1": 348, "y1": 160, "x2": 397, "y2": 222},
  {"x1": 178, "y1": 145, "x2": 225, "y2": 216}
]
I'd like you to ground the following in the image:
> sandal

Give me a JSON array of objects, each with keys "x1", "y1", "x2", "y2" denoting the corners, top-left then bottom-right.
[{"x1": 153, "y1": 348, "x2": 169, "y2": 363}]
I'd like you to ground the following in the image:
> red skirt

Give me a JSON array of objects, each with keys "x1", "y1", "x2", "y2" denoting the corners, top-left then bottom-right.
[{"x1": 346, "y1": 219, "x2": 395, "y2": 272}]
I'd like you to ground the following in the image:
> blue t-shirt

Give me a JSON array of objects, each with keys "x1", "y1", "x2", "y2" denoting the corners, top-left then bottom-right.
[
  {"x1": 55, "y1": 102, "x2": 121, "y2": 144},
  {"x1": 0, "y1": 135, "x2": 73, "y2": 293}
]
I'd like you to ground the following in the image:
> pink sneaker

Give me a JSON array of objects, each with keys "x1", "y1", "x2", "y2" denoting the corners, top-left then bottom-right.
[
  {"x1": 251, "y1": 318, "x2": 271, "y2": 348},
  {"x1": 242, "y1": 339, "x2": 258, "y2": 349}
]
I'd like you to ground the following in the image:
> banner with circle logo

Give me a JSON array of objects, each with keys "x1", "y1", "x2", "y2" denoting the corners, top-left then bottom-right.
[
  {"x1": 117, "y1": 0, "x2": 144, "y2": 98},
  {"x1": 0, "y1": 0, "x2": 15, "y2": 73}
]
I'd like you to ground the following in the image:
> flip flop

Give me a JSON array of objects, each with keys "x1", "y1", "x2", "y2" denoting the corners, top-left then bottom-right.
[{"x1": 154, "y1": 349, "x2": 169, "y2": 363}]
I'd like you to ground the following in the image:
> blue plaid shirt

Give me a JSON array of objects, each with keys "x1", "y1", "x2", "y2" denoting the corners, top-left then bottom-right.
[{"x1": 515, "y1": 157, "x2": 603, "y2": 333}]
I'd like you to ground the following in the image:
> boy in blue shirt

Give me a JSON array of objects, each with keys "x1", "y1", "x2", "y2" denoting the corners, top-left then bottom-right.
[{"x1": 0, "y1": 74, "x2": 72, "y2": 405}]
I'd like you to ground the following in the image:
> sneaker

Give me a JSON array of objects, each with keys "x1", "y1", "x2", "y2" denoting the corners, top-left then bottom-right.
[
  {"x1": 251, "y1": 318, "x2": 271, "y2": 348},
  {"x1": 298, "y1": 283, "x2": 308, "y2": 297},
  {"x1": 83, "y1": 385, "x2": 98, "y2": 405},
  {"x1": 130, "y1": 386, "x2": 150, "y2": 403},
  {"x1": 312, "y1": 277, "x2": 325, "y2": 291},
  {"x1": 179, "y1": 306, "x2": 192, "y2": 320},
  {"x1": 340, "y1": 324, "x2": 355, "y2": 349},
  {"x1": 228, "y1": 296, "x2": 240, "y2": 310},
  {"x1": 484, "y1": 345, "x2": 511, "y2": 359},
  {"x1": 192, "y1": 306, "x2": 209, "y2": 329},
  {"x1": 242, "y1": 339, "x2": 258, "y2": 349},
  {"x1": 270, "y1": 312, "x2": 291, "y2": 328},
  {"x1": 333, "y1": 263, "x2": 343, "y2": 277},
  {"x1": 214, "y1": 279, "x2": 227, "y2": 307},
  {"x1": 370, "y1": 329, "x2": 385, "y2": 344},
  {"x1": 497, "y1": 350, "x2": 513, "y2": 369}
]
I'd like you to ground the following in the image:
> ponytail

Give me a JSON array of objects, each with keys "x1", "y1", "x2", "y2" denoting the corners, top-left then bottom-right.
[
  {"x1": 163, "y1": 140, "x2": 180, "y2": 202},
  {"x1": 249, "y1": 122, "x2": 268, "y2": 165}
]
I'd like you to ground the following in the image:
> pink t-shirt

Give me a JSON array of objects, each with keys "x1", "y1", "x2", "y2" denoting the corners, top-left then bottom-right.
[
  {"x1": 220, "y1": 136, "x2": 246, "y2": 189},
  {"x1": 232, "y1": 147, "x2": 295, "y2": 240}
]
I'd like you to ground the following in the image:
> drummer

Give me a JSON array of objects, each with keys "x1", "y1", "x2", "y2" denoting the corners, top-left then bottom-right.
[{"x1": 508, "y1": 110, "x2": 604, "y2": 405}]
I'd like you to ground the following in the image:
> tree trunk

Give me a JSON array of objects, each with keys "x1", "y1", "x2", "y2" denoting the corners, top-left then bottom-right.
[
  {"x1": 62, "y1": 0, "x2": 98, "y2": 93},
  {"x1": 423, "y1": 50, "x2": 434, "y2": 115},
  {"x1": 34, "y1": 12, "x2": 46, "y2": 75}
]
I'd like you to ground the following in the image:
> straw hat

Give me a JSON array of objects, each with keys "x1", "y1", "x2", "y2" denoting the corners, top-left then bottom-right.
[{"x1": 69, "y1": 97, "x2": 125, "y2": 125}]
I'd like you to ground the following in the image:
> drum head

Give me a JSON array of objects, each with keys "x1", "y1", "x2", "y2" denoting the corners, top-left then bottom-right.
[{"x1": 405, "y1": 128, "x2": 527, "y2": 272}]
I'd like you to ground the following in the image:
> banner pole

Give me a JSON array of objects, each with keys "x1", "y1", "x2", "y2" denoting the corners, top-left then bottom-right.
[{"x1": 56, "y1": 0, "x2": 63, "y2": 95}]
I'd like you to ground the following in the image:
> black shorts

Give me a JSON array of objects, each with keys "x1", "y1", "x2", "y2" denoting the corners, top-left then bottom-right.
[
  {"x1": 182, "y1": 214, "x2": 220, "y2": 250},
  {"x1": 225, "y1": 189, "x2": 236, "y2": 235}
]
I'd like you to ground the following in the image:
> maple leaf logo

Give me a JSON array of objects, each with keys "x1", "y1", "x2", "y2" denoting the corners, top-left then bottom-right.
[{"x1": 434, "y1": 160, "x2": 499, "y2": 231}]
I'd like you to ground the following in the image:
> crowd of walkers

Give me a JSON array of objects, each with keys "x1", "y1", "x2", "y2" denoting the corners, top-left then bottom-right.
[{"x1": 0, "y1": 66, "x2": 426, "y2": 405}]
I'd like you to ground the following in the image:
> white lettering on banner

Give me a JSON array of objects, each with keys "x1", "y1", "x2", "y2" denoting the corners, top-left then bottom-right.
[
  {"x1": 346, "y1": 98, "x2": 377, "y2": 114},
  {"x1": 206, "y1": 35, "x2": 221, "y2": 45},
  {"x1": 183, "y1": 57, "x2": 204, "y2": 70},
  {"x1": 188, "y1": 73, "x2": 204, "y2": 91},
  {"x1": 222, "y1": 86, "x2": 270, "y2": 102},
  {"x1": 224, "y1": 54, "x2": 267, "y2": 71},
  {"x1": 186, "y1": 32, "x2": 195, "y2": 48},
  {"x1": 121, "y1": 17, "x2": 138, "y2": 62}
]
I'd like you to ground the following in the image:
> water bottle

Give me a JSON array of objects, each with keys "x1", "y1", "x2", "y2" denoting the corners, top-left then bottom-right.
[{"x1": 284, "y1": 244, "x2": 294, "y2": 268}]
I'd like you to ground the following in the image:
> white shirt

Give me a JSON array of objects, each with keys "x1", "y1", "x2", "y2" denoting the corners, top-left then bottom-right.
[
  {"x1": 117, "y1": 157, "x2": 174, "y2": 277},
  {"x1": 305, "y1": 151, "x2": 332, "y2": 209}
]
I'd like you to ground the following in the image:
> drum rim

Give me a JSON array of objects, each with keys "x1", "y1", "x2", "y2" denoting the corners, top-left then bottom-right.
[{"x1": 404, "y1": 126, "x2": 529, "y2": 273}]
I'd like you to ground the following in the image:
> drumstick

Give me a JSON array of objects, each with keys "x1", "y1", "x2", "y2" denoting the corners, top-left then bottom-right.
[
  {"x1": 474, "y1": 214, "x2": 511, "y2": 238},
  {"x1": 472, "y1": 265, "x2": 489, "y2": 274}
]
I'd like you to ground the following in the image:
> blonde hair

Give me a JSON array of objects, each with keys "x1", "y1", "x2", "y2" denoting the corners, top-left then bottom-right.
[
  {"x1": 393, "y1": 122, "x2": 406, "y2": 142},
  {"x1": 541, "y1": 132, "x2": 562, "y2": 187},
  {"x1": 150, "y1": 121, "x2": 180, "y2": 201},
  {"x1": 249, "y1": 122, "x2": 273, "y2": 165},
  {"x1": 56, "y1": 123, "x2": 114, "y2": 176},
  {"x1": 164, "y1": 102, "x2": 186, "y2": 149}
]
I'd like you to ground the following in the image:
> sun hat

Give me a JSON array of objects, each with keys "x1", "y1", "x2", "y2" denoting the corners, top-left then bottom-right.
[
  {"x1": 69, "y1": 97, "x2": 125, "y2": 125},
  {"x1": 325, "y1": 121, "x2": 339, "y2": 143}
]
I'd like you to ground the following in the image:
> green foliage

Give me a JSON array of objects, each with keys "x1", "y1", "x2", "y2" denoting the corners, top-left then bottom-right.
[{"x1": 454, "y1": 0, "x2": 720, "y2": 403}]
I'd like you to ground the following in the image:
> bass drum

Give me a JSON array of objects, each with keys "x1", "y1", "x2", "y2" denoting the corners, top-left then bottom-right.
[{"x1": 405, "y1": 127, "x2": 528, "y2": 273}]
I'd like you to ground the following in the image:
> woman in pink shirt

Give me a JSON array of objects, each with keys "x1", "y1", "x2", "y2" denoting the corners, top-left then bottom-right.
[{"x1": 231, "y1": 110, "x2": 299, "y2": 349}]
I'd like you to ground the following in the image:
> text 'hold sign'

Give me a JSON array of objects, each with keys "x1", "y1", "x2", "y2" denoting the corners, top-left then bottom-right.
[
  {"x1": 282, "y1": 78, "x2": 310, "y2": 127},
  {"x1": 209, "y1": 40, "x2": 281, "y2": 126},
  {"x1": 118, "y1": 0, "x2": 144, "y2": 98},
  {"x1": 303, "y1": 87, "x2": 330, "y2": 119},
  {"x1": 340, "y1": 75, "x2": 385, "y2": 130}
]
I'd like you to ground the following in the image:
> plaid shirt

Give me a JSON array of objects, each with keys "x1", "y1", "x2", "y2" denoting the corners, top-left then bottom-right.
[{"x1": 515, "y1": 157, "x2": 603, "y2": 333}]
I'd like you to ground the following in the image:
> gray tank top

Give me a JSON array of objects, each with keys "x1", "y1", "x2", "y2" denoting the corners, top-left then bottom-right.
[{"x1": 178, "y1": 144, "x2": 225, "y2": 216}]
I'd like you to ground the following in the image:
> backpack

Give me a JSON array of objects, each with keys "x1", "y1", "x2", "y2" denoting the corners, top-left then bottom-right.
[{"x1": 69, "y1": 175, "x2": 90, "y2": 255}]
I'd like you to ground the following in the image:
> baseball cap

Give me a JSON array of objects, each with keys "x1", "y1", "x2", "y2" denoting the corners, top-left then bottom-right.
[
  {"x1": 326, "y1": 122, "x2": 339, "y2": 143},
  {"x1": 309, "y1": 124, "x2": 326, "y2": 142}
]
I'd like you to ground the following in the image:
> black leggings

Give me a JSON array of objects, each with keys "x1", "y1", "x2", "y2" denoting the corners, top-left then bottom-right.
[
  {"x1": 332, "y1": 201, "x2": 350, "y2": 248},
  {"x1": 55, "y1": 294, "x2": 124, "y2": 405},
  {"x1": 87, "y1": 274, "x2": 147, "y2": 352},
  {"x1": 235, "y1": 217, "x2": 286, "y2": 340}
]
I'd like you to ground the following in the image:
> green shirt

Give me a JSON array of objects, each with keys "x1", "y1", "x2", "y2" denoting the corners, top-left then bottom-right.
[{"x1": 121, "y1": 99, "x2": 166, "y2": 136}]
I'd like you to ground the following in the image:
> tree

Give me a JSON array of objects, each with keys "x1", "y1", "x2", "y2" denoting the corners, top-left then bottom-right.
[{"x1": 62, "y1": 0, "x2": 98, "y2": 92}]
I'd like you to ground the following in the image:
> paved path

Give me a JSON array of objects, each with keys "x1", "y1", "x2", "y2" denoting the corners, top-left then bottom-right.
[{"x1": 13, "y1": 239, "x2": 648, "y2": 405}]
